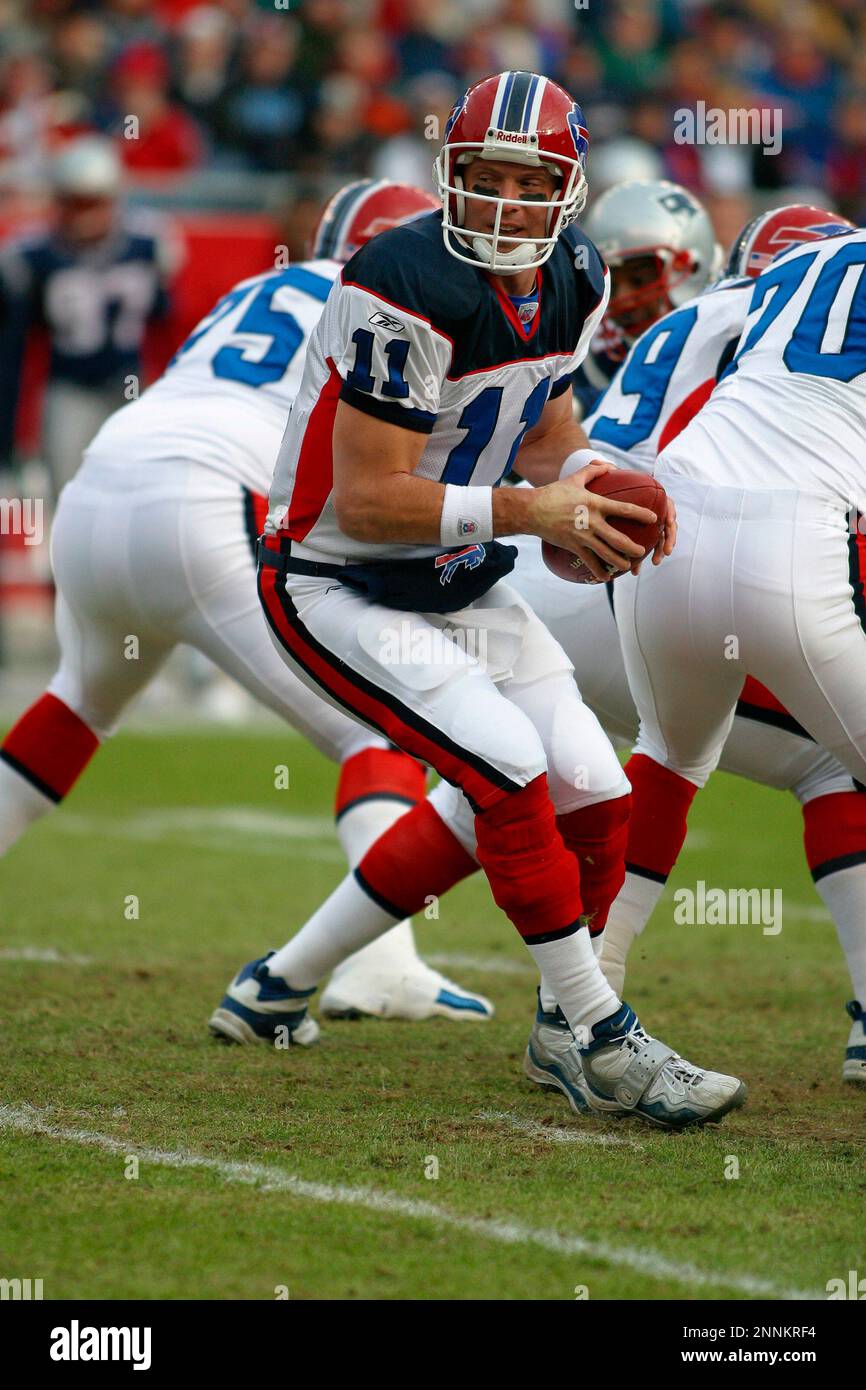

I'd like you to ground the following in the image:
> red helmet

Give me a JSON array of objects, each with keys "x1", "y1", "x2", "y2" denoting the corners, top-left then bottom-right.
[
  {"x1": 433, "y1": 70, "x2": 589, "y2": 275},
  {"x1": 309, "y1": 179, "x2": 440, "y2": 263},
  {"x1": 725, "y1": 204, "x2": 855, "y2": 280}
]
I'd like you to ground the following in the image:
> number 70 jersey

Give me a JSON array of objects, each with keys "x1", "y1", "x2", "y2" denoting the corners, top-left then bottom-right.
[
  {"x1": 657, "y1": 227, "x2": 866, "y2": 512},
  {"x1": 266, "y1": 212, "x2": 609, "y2": 563}
]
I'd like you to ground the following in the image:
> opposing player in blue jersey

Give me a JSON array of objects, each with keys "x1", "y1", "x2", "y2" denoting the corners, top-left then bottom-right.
[
  {"x1": 0, "y1": 179, "x2": 494, "y2": 1027},
  {"x1": 215, "y1": 70, "x2": 746, "y2": 1130},
  {"x1": 0, "y1": 137, "x2": 175, "y2": 498}
]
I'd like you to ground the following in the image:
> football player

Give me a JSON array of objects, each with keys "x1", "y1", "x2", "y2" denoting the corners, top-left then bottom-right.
[
  {"x1": 612, "y1": 215, "x2": 866, "y2": 1089},
  {"x1": 213, "y1": 70, "x2": 746, "y2": 1131},
  {"x1": 0, "y1": 179, "x2": 495, "y2": 1027},
  {"x1": 0, "y1": 136, "x2": 174, "y2": 500},
  {"x1": 571, "y1": 179, "x2": 722, "y2": 418}
]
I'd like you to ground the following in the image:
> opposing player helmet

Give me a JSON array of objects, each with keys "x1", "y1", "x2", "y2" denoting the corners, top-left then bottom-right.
[
  {"x1": 725, "y1": 203, "x2": 855, "y2": 279},
  {"x1": 584, "y1": 180, "x2": 721, "y2": 340},
  {"x1": 310, "y1": 179, "x2": 440, "y2": 263},
  {"x1": 51, "y1": 136, "x2": 122, "y2": 197},
  {"x1": 433, "y1": 70, "x2": 589, "y2": 275}
]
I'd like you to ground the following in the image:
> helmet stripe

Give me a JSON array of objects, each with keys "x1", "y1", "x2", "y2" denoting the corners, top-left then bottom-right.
[
  {"x1": 315, "y1": 180, "x2": 375, "y2": 260},
  {"x1": 525, "y1": 74, "x2": 547, "y2": 134},
  {"x1": 502, "y1": 71, "x2": 533, "y2": 132},
  {"x1": 492, "y1": 71, "x2": 515, "y2": 129}
]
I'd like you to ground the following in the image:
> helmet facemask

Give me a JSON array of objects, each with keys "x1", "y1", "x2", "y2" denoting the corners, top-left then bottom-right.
[{"x1": 434, "y1": 140, "x2": 587, "y2": 275}]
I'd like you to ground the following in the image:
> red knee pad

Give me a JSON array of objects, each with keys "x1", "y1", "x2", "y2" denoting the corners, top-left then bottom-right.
[
  {"x1": 474, "y1": 773, "x2": 583, "y2": 940},
  {"x1": 335, "y1": 746, "x2": 426, "y2": 820},
  {"x1": 1, "y1": 693, "x2": 99, "y2": 802},
  {"x1": 624, "y1": 754, "x2": 697, "y2": 881},
  {"x1": 355, "y1": 797, "x2": 477, "y2": 919},
  {"x1": 557, "y1": 793, "x2": 631, "y2": 936},
  {"x1": 803, "y1": 791, "x2": 866, "y2": 882}
]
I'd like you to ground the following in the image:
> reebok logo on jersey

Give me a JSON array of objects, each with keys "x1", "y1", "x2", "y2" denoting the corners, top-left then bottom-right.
[{"x1": 368, "y1": 311, "x2": 405, "y2": 332}]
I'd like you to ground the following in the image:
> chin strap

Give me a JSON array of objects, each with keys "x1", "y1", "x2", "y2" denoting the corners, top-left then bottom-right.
[{"x1": 470, "y1": 233, "x2": 539, "y2": 270}]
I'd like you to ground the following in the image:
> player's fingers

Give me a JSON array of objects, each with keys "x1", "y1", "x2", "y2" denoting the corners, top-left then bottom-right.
[
  {"x1": 651, "y1": 498, "x2": 677, "y2": 564},
  {"x1": 596, "y1": 497, "x2": 658, "y2": 526},
  {"x1": 569, "y1": 544, "x2": 612, "y2": 582},
  {"x1": 593, "y1": 518, "x2": 647, "y2": 559}
]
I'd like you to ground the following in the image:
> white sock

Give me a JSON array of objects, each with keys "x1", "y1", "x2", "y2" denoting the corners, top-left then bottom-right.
[
  {"x1": 598, "y1": 871, "x2": 666, "y2": 997},
  {"x1": 330, "y1": 796, "x2": 421, "y2": 978},
  {"x1": 0, "y1": 758, "x2": 55, "y2": 855},
  {"x1": 526, "y1": 928, "x2": 620, "y2": 1038},
  {"x1": 268, "y1": 873, "x2": 399, "y2": 989},
  {"x1": 814, "y1": 864, "x2": 866, "y2": 1004}
]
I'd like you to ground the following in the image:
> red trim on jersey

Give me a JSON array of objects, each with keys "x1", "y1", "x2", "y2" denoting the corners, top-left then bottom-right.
[
  {"x1": 657, "y1": 376, "x2": 715, "y2": 453},
  {"x1": 258, "y1": 561, "x2": 514, "y2": 810},
  {"x1": 285, "y1": 358, "x2": 342, "y2": 542},
  {"x1": 339, "y1": 276, "x2": 456, "y2": 355},
  {"x1": 485, "y1": 268, "x2": 542, "y2": 343}
]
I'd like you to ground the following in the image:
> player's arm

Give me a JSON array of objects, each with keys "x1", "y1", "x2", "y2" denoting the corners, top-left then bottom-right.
[{"x1": 332, "y1": 401, "x2": 658, "y2": 580}]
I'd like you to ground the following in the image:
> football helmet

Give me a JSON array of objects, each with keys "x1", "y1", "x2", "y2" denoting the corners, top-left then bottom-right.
[
  {"x1": 310, "y1": 179, "x2": 440, "y2": 263},
  {"x1": 584, "y1": 180, "x2": 722, "y2": 341},
  {"x1": 51, "y1": 136, "x2": 122, "y2": 197},
  {"x1": 433, "y1": 70, "x2": 589, "y2": 275},
  {"x1": 725, "y1": 203, "x2": 855, "y2": 280}
]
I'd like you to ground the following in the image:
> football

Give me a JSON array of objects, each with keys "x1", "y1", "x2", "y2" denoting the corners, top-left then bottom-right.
[{"x1": 541, "y1": 469, "x2": 668, "y2": 584}]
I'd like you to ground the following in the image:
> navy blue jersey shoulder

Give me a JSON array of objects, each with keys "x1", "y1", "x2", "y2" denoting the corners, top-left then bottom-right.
[{"x1": 341, "y1": 213, "x2": 608, "y2": 380}]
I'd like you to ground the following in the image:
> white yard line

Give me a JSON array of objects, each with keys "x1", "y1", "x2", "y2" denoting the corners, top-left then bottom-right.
[
  {"x1": 0, "y1": 946, "x2": 92, "y2": 965},
  {"x1": 0, "y1": 1102, "x2": 816, "y2": 1300},
  {"x1": 478, "y1": 1109, "x2": 642, "y2": 1148},
  {"x1": 425, "y1": 952, "x2": 535, "y2": 977},
  {"x1": 55, "y1": 808, "x2": 344, "y2": 863}
]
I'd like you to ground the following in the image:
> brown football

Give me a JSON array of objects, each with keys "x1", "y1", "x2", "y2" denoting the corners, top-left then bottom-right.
[{"x1": 541, "y1": 470, "x2": 667, "y2": 584}]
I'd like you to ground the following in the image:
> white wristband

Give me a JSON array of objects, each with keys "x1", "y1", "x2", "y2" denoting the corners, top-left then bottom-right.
[
  {"x1": 440, "y1": 484, "x2": 494, "y2": 547},
  {"x1": 559, "y1": 447, "x2": 611, "y2": 480}
]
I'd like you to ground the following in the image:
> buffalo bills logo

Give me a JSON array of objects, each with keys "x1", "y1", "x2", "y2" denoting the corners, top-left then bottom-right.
[
  {"x1": 566, "y1": 103, "x2": 589, "y2": 165},
  {"x1": 444, "y1": 91, "x2": 468, "y2": 141},
  {"x1": 434, "y1": 543, "x2": 485, "y2": 586}
]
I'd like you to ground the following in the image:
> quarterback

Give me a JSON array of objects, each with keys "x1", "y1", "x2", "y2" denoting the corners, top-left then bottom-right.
[{"x1": 214, "y1": 71, "x2": 746, "y2": 1131}]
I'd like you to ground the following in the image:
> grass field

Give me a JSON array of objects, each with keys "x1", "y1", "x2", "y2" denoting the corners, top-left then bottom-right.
[{"x1": 1, "y1": 728, "x2": 864, "y2": 1301}]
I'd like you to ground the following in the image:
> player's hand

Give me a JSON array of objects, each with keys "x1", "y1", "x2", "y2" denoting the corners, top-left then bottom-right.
[
  {"x1": 651, "y1": 493, "x2": 677, "y2": 567},
  {"x1": 528, "y1": 461, "x2": 658, "y2": 583}
]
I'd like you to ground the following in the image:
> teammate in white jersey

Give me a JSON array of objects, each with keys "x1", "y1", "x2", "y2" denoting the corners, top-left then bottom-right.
[
  {"x1": 215, "y1": 70, "x2": 747, "y2": 1131},
  {"x1": 0, "y1": 179, "x2": 496, "y2": 1028},
  {"x1": 612, "y1": 217, "x2": 866, "y2": 1084}
]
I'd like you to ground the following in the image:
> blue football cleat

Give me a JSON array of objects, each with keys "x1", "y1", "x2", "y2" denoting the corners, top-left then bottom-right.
[{"x1": 209, "y1": 953, "x2": 320, "y2": 1046}]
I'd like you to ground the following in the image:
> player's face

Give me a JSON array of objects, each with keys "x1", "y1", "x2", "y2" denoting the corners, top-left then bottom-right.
[
  {"x1": 460, "y1": 158, "x2": 558, "y2": 244},
  {"x1": 608, "y1": 254, "x2": 669, "y2": 336},
  {"x1": 55, "y1": 194, "x2": 116, "y2": 246}
]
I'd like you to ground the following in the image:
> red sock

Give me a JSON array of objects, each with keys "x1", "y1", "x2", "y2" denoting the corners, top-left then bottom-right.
[
  {"x1": 557, "y1": 793, "x2": 631, "y2": 936},
  {"x1": 356, "y1": 797, "x2": 478, "y2": 919},
  {"x1": 803, "y1": 791, "x2": 866, "y2": 882},
  {"x1": 335, "y1": 746, "x2": 426, "y2": 820},
  {"x1": 1, "y1": 693, "x2": 99, "y2": 802},
  {"x1": 474, "y1": 773, "x2": 583, "y2": 942},
  {"x1": 624, "y1": 753, "x2": 697, "y2": 881}
]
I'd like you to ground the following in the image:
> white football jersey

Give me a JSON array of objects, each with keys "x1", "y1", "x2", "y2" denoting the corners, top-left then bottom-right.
[
  {"x1": 583, "y1": 277, "x2": 752, "y2": 474},
  {"x1": 657, "y1": 228, "x2": 866, "y2": 511},
  {"x1": 81, "y1": 260, "x2": 340, "y2": 495},
  {"x1": 267, "y1": 212, "x2": 609, "y2": 563}
]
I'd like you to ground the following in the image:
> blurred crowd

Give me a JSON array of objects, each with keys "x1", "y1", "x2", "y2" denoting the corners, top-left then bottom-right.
[{"x1": 1, "y1": 0, "x2": 866, "y2": 218}]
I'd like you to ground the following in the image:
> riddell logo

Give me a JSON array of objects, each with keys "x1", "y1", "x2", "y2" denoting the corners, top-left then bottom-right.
[{"x1": 492, "y1": 129, "x2": 532, "y2": 144}]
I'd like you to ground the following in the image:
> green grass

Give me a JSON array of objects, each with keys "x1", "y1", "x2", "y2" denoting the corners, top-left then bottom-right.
[{"x1": 1, "y1": 731, "x2": 864, "y2": 1300}]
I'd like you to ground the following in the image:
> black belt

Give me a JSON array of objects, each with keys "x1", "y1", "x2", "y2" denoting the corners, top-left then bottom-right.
[{"x1": 257, "y1": 536, "x2": 344, "y2": 579}]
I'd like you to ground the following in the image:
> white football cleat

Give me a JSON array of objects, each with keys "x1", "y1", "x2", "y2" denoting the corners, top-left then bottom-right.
[
  {"x1": 523, "y1": 994, "x2": 590, "y2": 1114},
  {"x1": 319, "y1": 961, "x2": 494, "y2": 1022},
  {"x1": 843, "y1": 1000, "x2": 866, "y2": 1084},
  {"x1": 579, "y1": 1003, "x2": 746, "y2": 1129}
]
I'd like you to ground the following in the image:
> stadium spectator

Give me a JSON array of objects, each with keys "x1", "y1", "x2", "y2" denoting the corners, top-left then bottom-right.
[
  {"x1": 212, "y1": 17, "x2": 305, "y2": 172},
  {"x1": 109, "y1": 43, "x2": 205, "y2": 173}
]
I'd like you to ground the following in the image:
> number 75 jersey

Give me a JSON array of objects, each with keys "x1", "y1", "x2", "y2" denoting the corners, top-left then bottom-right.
[
  {"x1": 267, "y1": 211, "x2": 609, "y2": 562},
  {"x1": 657, "y1": 227, "x2": 866, "y2": 512}
]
